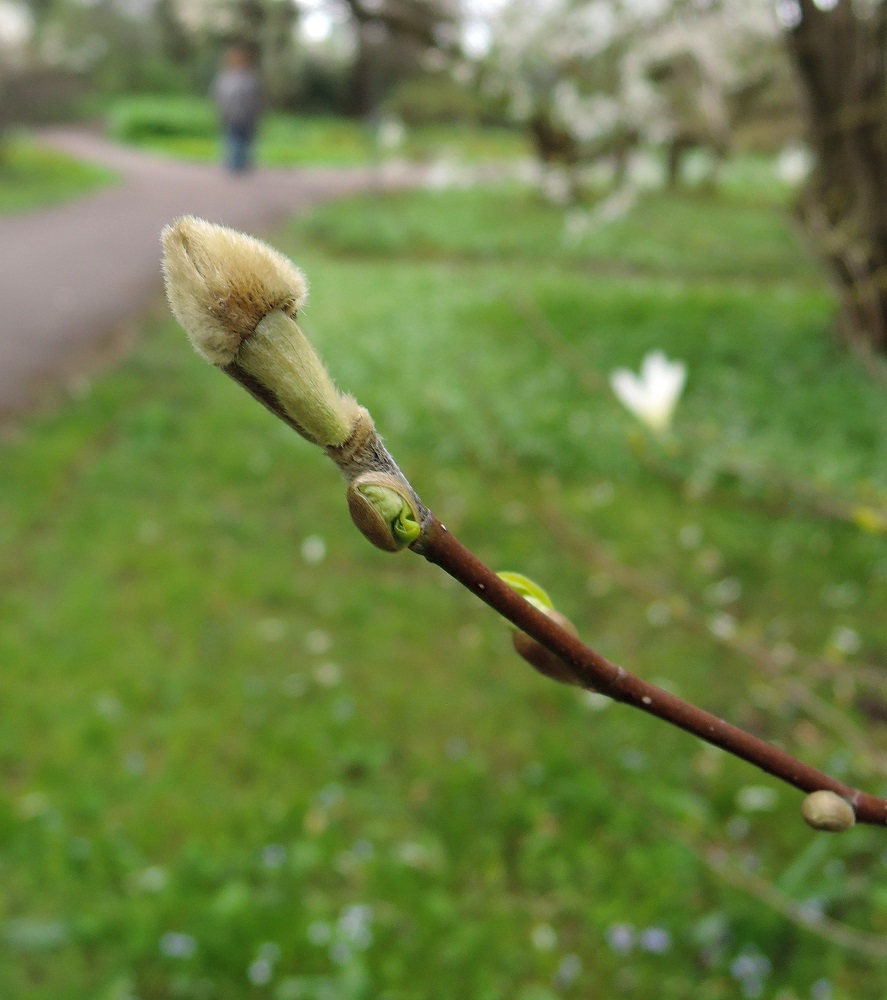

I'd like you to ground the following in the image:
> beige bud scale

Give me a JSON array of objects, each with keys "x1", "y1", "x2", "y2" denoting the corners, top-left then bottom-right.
[
  {"x1": 801, "y1": 790, "x2": 856, "y2": 832},
  {"x1": 161, "y1": 216, "x2": 308, "y2": 367}
]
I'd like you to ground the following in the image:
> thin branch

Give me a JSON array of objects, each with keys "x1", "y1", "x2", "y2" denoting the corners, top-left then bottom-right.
[
  {"x1": 413, "y1": 516, "x2": 887, "y2": 827},
  {"x1": 538, "y1": 503, "x2": 887, "y2": 768},
  {"x1": 517, "y1": 290, "x2": 887, "y2": 526},
  {"x1": 703, "y1": 848, "x2": 887, "y2": 959},
  {"x1": 161, "y1": 216, "x2": 887, "y2": 834},
  {"x1": 604, "y1": 773, "x2": 887, "y2": 959}
]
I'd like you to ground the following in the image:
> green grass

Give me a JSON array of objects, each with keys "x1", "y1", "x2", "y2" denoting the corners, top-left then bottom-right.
[
  {"x1": 0, "y1": 133, "x2": 118, "y2": 215},
  {"x1": 303, "y1": 181, "x2": 817, "y2": 282},
  {"x1": 2, "y1": 179, "x2": 887, "y2": 1000},
  {"x1": 104, "y1": 94, "x2": 529, "y2": 167}
]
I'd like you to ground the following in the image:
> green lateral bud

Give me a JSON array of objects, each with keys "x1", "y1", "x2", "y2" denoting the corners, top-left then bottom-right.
[
  {"x1": 497, "y1": 571, "x2": 555, "y2": 616},
  {"x1": 160, "y1": 216, "x2": 359, "y2": 447},
  {"x1": 801, "y1": 791, "x2": 856, "y2": 833},
  {"x1": 512, "y1": 607, "x2": 583, "y2": 687},
  {"x1": 497, "y1": 573, "x2": 581, "y2": 686},
  {"x1": 347, "y1": 473, "x2": 421, "y2": 552}
]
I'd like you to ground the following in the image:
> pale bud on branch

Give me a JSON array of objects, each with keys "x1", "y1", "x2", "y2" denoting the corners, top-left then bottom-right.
[
  {"x1": 161, "y1": 216, "x2": 424, "y2": 530},
  {"x1": 801, "y1": 790, "x2": 856, "y2": 833},
  {"x1": 160, "y1": 217, "x2": 887, "y2": 833},
  {"x1": 161, "y1": 216, "x2": 359, "y2": 448}
]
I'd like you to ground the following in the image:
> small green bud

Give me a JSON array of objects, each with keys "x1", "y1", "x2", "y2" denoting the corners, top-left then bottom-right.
[
  {"x1": 512, "y1": 607, "x2": 583, "y2": 687},
  {"x1": 801, "y1": 791, "x2": 856, "y2": 832},
  {"x1": 497, "y1": 572, "x2": 581, "y2": 686},
  {"x1": 347, "y1": 473, "x2": 421, "y2": 552},
  {"x1": 497, "y1": 571, "x2": 555, "y2": 616}
]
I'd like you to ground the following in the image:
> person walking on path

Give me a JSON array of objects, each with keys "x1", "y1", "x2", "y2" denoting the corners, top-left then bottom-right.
[
  {"x1": 212, "y1": 44, "x2": 264, "y2": 174},
  {"x1": 0, "y1": 127, "x2": 428, "y2": 417}
]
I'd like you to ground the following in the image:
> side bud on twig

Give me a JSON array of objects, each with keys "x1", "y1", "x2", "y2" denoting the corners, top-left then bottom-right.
[
  {"x1": 801, "y1": 790, "x2": 856, "y2": 833},
  {"x1": 347, "y1": 473, "x2": 421, "y2": 552},
  {"x1": 498, "y1": 572, "x2": 583, "y2": 686},
  {"x1": 512, "y1": 608, "x2": 583, "y2": 686}
]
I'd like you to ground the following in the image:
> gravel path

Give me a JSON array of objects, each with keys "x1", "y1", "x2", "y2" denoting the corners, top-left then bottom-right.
[{"x1": 0, "y1": 129, "x2": 420, "y2": 416}]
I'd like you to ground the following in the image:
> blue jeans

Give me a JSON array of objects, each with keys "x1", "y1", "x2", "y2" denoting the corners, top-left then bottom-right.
[{"x1": 223, "y1": 124, "x2": 256, "y2": 173}]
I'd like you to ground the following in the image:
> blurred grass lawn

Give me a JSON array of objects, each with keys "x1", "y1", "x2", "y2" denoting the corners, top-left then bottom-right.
[
  {"x1": 2, "y1": 172, "x2": 887, "y2": 999},
  {"x1": 103, "y1": 94, "x2": 529, "y2": 166},
  {"x1": 0, "y1": 134, "x2": 118, "y2": 215}
]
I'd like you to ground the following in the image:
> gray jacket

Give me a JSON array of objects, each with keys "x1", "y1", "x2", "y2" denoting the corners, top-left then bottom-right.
[{"x1": 213, "y1": 68, "x2": 263, "y2": 129}]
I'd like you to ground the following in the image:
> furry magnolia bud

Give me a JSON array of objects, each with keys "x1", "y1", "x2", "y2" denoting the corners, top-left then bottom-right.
[
  {"x1": 161, "y1": 216, "x2": 307, "y2": 366},
  {"x1": 347, "y1": 473, "x2": 421, "y2": 552},
  {"x1": 801, "y1": 791, "x2": 856, "y2": 832},
  {"x1": 239, "y1": 310, "x2": 361, "y2": 447},
  {"x1": 161, "y1": 216, "x2": 359, "y2": 447}
]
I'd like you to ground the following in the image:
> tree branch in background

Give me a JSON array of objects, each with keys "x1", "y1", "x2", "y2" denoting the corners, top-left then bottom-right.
[{"x1": 161, "y1": 216, "x2": 886, "y2": 834}]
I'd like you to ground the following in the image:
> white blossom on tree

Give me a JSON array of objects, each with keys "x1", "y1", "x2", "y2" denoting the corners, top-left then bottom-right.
[{"x1": 484, "y1": 0, "x2": 784, "y2": 199}]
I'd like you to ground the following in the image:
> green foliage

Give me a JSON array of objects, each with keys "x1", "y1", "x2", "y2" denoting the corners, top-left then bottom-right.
[
  {"x1": 383, "y1": 75, "x2": 485, "y2": 126},
  {"x1": 101, "y1": 94, "x2": 528, "y2": 166},
  {"x1": 104, "y1": 95, "x2": 372, "y2": 164},
  {"x1": 2, "y1": 177, "x2": 887, "y2": 998},
  {"x1": 303, "y1": 174, "x2": 814, "y2": 283},
  {"x1": 0, "y1": 133, "x2": 118, "y2": 216},
  {"x1": 106, "y1": 95, "x2": 219, "y2": 143}
]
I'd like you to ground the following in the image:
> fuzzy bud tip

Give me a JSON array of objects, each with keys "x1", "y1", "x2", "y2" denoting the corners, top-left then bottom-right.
[{"x1": 161, "y1": 215, "x2": 308, "y2": 366}]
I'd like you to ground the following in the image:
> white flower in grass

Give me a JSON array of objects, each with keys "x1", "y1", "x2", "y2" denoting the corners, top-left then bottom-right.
[
  {"x1": 159, "y1": 931, "x2": 196, "y2": 959},
  {"x1": 531, "y1": 923, "x2": 558, "y2": 951},
  {"x1": 775, "y1": 145, "x2": 813, "y2": 185},
  {"x1": 610, "y1": 351, "x2": 687, "y2": 433},
  {"x1": 377, "y1": 116, "x2": 405, "y2": 151}
]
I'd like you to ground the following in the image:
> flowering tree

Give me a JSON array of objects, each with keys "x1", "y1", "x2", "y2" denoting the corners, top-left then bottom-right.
[{"x1": 485, "y1": 0, "x2": 784, "y2": 194}]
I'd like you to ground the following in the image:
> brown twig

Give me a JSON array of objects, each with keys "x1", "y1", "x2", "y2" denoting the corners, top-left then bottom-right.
[
  {"x1": 161, "y1": 217, "x2": 887, "y2": 833},
  {"x1": 703, "y1": 847, "x2": 887, "y2": 959},
  {"x1": 635, "y1": 434, "x2": 887, "y2": 531},
  {"x1": 537, "y1": 501, "x2": 887, "y2": 766},
  {"x1": 412, "y1": 514, "x2": 887, "y2": 827}
]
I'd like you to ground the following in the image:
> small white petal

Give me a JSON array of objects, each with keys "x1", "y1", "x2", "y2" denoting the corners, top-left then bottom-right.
[{"x1": 610, "y1": 351, "x2": 686, "y2": 432}]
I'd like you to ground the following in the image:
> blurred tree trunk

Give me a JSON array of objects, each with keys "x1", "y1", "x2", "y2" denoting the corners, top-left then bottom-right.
[
  {"x1": 261, "y1": 0, "x2": 300, "y2": 107},
  {"x1": 0, "y1": 77, "x2": 10, "y2": 166},
  {"x1": 341, "y1": 0, "x2": 458, "y2": 117},
  {"x1": 785, "y1": 0, "x2": 887, "y2": 353},
  {"x1": 156, "y1": 0, "x2": 194, "y2": 66}
]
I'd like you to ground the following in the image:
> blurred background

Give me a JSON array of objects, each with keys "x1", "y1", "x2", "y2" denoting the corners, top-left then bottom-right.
[{"x1": 2, "y1": 2, "x2": 887, "y2": 999}]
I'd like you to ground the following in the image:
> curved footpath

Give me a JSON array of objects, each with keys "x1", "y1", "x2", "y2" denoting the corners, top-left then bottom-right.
[{"x1": 0, "y1": 129, "x2": 424, "y2": 417}]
